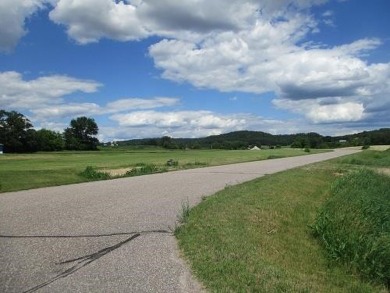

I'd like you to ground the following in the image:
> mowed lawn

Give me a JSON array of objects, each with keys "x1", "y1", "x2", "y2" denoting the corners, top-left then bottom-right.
[{"x1": 0, "y1": 147, "x2": 317, "y2": 192}]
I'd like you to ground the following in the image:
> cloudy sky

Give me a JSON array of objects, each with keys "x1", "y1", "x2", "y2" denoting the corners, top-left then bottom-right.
[{"x1": 1, "y1": 0, "x2": 389, "y2": 141}]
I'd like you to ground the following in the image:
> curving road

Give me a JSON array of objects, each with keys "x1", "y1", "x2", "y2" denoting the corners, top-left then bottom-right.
[{"x1": 0, "y1": 149, "x2": 359, "y2": 292}]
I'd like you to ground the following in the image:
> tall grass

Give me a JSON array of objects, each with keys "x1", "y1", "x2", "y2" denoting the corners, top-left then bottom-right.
[
  {"x1": 79, "y1": 166, "x2": 111, "y2": 180},
  {"x1": 339, "y1": 149, "x2": 390, "y2": 167},
  {"x1": 312, "y1": 169, "x2": 390, "y2": 287}
]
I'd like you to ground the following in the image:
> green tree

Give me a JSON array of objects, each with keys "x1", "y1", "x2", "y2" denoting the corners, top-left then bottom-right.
[
  {"x1": 291, "y1": 135, "x2": 309, "y2": 148},
  {"x1": 36, "y1": 129, "x2": 64, "y2": 151},
  {"x1": 64, "y1": 116, "x2": 99, "y2": 150},
  {"x1": 159, "y1": 136, "x2": 178, "y2": 149},
  {"x1": 0, "y1": 110, "x2": 37, "y2": 153}
]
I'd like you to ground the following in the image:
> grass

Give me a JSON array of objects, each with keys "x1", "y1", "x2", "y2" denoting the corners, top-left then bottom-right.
[
  {"x1": 177, "y1": 199, "x2": 191, "y2": 225},
  {"x1": 312, "y1": 169, "x2": 390, "y2": 286},
  {"x1": 339, "y1": 148, "x2": 390, "y2": 167},
  {"x1": 175, "y1": 150, "x2": 390, "y2": 292},
  {"x1": 0, "y1": 147, "x2": 323, "y2": 192}
]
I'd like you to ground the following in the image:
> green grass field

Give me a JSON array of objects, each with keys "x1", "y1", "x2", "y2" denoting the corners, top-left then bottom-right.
[
  {"x1": 0, "y1": 147, "x2": 318, "y2": 192},
  {"x1": 176, "y1": 150, "x2": 390, "y2": 292}
]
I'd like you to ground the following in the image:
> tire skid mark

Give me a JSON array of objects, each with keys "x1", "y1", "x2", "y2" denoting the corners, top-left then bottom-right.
[
  {"x1": 17, "y1": 230, "x2": 171, "y2": 293},
  {"x1": 0, "y1": 229, "x2": 171, "y2": 239}
]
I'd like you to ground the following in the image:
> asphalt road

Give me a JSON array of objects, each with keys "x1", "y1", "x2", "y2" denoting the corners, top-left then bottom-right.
[{"x1": 0, "y1": 149, "x2": 359, "y2": 292}]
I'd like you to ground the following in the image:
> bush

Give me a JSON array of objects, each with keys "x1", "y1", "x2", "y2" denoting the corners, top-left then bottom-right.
[
  {"x1": 79, "y1": 166, "x2": 110, "y2": 180},
  {"x1": 166, "y1": 159, "x2": 178, "y2": 167},
  {"x1": 312, "y1": 169, "x2": 390, "y2": 287},
  {"x1": 126, "y1": 164, "x2": 166, "y2": 176}
]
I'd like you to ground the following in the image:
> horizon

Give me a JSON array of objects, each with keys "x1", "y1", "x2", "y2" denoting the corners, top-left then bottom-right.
[
  {"x1": 1, "y1": 1, "x2": 389, "y2": 142},
  {"x1": 109, "y1": 128, "x2": 389, "y2": 143}
]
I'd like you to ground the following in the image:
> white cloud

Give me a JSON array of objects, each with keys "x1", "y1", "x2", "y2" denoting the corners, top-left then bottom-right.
[
  {"x1": 0, "y1": 71, "x2": 102, "y2": 109},
  {"x1": 30, "y1": 103, "x2": 101, "y2": 118},
  {"x1": 106, "y1": 97, "x2": 179, "y2": 112},
  {"x1": 110, "y1": 110, "x2": 246, "y2": 132},
  {"x1": 2, "y1": 0, "x2": 390, "y2": 137},
  {"x1": 307, "y1": 102, "x2": 364, "y2": 123},
  {"x1": 44, "y1": 0, "x2": 327, "y2": 44},
  {"x1": 105, "y1": 110, "x2": 289, "y2": 140},
  {"x1": 0, "y1": 0, "x2": 49, "y2": 52},
  {"x1": 273, "y1": 97, "x2": 368, "y2": 124},
  {"x1": 49, "y1": 0, "x2": 148, "y2": 44}
]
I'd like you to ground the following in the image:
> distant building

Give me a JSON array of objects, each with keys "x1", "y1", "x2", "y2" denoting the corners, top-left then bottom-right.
[
  {"x1": 0, "y1": 144, "x2": 3, "y2": 154},
  {"x1": 249, "y1": 146, "x2": 261, "y2": 150},
  {"x1": 339, "y1": 140, "x2": 347, "y2": 144}
]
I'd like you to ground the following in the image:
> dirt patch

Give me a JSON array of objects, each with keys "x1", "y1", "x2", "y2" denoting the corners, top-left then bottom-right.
[
  {"x1": 375, "y1": 168, "x2": 390, "y2": 177},
  {"x1": 100, "y1": 168, "x2": 133, "y2": 177},
  {"x1": 370, "y1": 145, "x2": 390, "y2": 151}
]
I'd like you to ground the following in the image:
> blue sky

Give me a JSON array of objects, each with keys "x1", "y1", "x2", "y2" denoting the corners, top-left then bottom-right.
[{"x1": 1, "y1": 0, "x2": 389, "y2": 142}]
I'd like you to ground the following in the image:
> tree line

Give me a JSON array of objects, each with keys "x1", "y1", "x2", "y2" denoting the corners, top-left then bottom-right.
[
  {"x1": 2, "y1": 109, "x2": 389, "y2": 153},
  {"x1": 0, "y1": 110, "x2": 99, "y2": 153},
  {"x1": 117, "y1": 129, "x2": 390, "y2": 150}
]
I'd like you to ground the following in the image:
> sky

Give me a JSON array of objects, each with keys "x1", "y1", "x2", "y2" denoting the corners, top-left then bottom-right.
[{"x1": 1, "y1": 0, "x2": 389, "y2": 142}]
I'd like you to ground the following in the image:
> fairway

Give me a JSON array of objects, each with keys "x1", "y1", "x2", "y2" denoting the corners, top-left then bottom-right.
[{"x1": 0, "y1": 148, "x2": 321, "y2": 192}]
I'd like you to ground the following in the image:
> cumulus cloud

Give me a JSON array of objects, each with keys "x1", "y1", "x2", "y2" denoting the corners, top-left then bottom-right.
[
  {"x1": 146, "y1": 4, "x2": 390, "y2": 126},
  {"x1": 33, "y1": 0, "x2": 327, "y2": 44},
  {"x1": 30, "y1": 103, "x2": 101, "y2": 118},
  {"x1": 307, "y1": 102, "x2": 365, "y2": 123},
  {"x1": 0, "y1": 71, "x2": 102, "y2": 109},
  {"x1": 0, "y1": 0, "x2": 49, "y2": 52},
  {"x1": 111, "y1": 110, "x2": 246, "y2": 129},
  {"x1": 2, "y1": 0, "x2": 389, "y2": 135},
  {"x1": 49, "y1": 0, "x2": 148, "y2": 44}
]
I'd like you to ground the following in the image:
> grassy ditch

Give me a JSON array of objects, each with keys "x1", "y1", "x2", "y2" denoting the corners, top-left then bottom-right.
[
  {"x1": 312, "y1": 169, "x2": 390, "y2": 287},
  {"x1": 176, "y1": 151, "x2": 389, "y2": 292}
]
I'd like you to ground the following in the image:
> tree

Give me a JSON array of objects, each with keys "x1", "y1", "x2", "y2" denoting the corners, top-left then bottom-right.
[
  {"x1": 64, "y1": 116, "x2": 99, "y2": 150},
  {"x1": 36, "y1": 129, "x2": 64, "y2": 151},
  {"x1": 0, "y1": 110, "x2": 37, "y2": 153},
  {"x1": 159, "y1": 136, "x2": 178, "y2": 149}
]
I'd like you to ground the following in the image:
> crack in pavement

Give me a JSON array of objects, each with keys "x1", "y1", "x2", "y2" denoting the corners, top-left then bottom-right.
[{"x1": 11, "y1": 230, "x2": 172, "y2": 293}]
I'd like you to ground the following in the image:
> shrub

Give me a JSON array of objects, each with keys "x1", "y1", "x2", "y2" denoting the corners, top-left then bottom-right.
[
  {"x1": 126, "y1": 164, "x2": 166, "y2": 176},
  {"x1": 166, "y1": 159, "x2": 178, "y2": 167},
  {"x1": 312, "y1": 169, "x2": 390, "y2": 287},
  {"x1": 79, "y1": 166, "x2": 110, "y2": 180}
]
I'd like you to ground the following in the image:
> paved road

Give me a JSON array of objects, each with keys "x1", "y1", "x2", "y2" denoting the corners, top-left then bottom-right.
[{"x1": 0, "y1": 149, "x2": 359, "y2": 292}]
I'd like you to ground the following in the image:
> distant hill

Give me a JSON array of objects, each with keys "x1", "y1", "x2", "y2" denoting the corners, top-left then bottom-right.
[{"x1": 114, "y1": 128, "x2": 390, "y2": 150}]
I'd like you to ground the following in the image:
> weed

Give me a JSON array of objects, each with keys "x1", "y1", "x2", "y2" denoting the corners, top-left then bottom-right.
[
  {"x1": 177, "y1": 199, "x2": 190, "y2": 225},
  {"x1": 183, "y1": 161, "x2": 208, "y2": 168},
  {"x1": 79, "y1": 166, "x2": 111, "y2": 180},
  {"x1": 125, "y1": 164, "x2": 167, "y2": 176},
  {"x1": 312, "y1": 169, "x2": 390, "y2": 287},
  {"x1": 166, "y1": 159, "x2": 179, "y2": 167}
]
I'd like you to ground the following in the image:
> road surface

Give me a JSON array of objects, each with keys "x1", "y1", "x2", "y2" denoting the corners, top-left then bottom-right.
[{"x1": 0, "y1": 149, "x2": 359, "y2": 292}]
